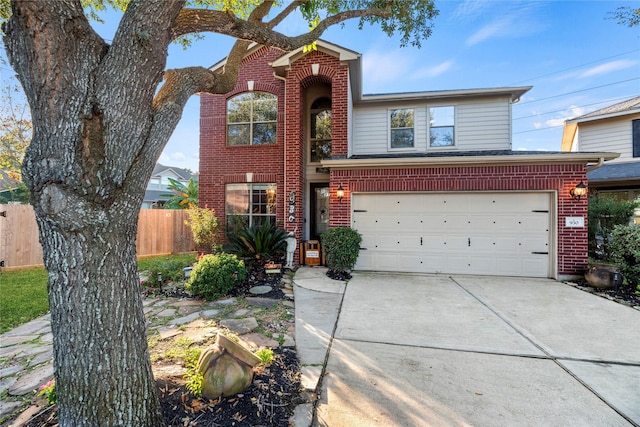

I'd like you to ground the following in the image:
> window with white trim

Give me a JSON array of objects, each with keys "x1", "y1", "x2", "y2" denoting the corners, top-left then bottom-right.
[
  {"x1": 227, "y1": 92, "x2": 277, "y2": 146},
  {"x1": 225, "y1": 183, "x2": 277, "y2": 231},
  {"x1": 390, "y1": 108, "x2": 414, "y2": 149},
  {"x1": 429, "y1": 106, "x2": 455, "y2": 147}
]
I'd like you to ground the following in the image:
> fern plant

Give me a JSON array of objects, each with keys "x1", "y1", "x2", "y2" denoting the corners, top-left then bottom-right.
[{"x1": 227, "y1": 221, "x2": 287, "y2": 261}]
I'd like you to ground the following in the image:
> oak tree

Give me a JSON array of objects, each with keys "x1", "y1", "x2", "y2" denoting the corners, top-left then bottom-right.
[{"x1": 1, "y1": 1, "x2": 437, "y2": 425}]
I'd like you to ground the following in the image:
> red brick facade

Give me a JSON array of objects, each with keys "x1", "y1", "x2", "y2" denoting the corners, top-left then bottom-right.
[
  {"x1": 199, "y1": 44, "x2": 590, "y2": 278},
  {"x1": 329, "y1": 164, "x2": 589, "y2": 276}
]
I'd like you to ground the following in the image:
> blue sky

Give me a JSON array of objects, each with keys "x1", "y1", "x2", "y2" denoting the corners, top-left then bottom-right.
[{"x1": 2, "y1": 1, "x2": 639, "y2": 173}]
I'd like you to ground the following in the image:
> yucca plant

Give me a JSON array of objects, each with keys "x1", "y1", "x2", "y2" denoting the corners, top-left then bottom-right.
[{"x1": 227, "y1": 221, "x2": 287, "y2": 261}]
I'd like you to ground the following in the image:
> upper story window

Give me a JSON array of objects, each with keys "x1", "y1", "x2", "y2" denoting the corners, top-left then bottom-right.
[
  {"x1": 429, "y1": 106, "x2": 455, "y2": 147},
  {"x1": 227, "y1": 92, "x2": 277, "y2": 146},
  {"x1": 633, "y1": 119, "x2": 639, "y2": 158},
  {"x1": 390, "y1": 108, "x2": 414, "y2": 149},
  {"x1": 310, "y1": 97, "x2": 332, "y2": 162}
]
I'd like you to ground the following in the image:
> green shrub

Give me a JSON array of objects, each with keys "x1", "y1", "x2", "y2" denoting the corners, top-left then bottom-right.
[
  {"x1": 186, "y1": 253, "x2": 247, "y2": 300},
  {"x1": 226, "y1": 221, "x2": 287, "y2": 261},
  {"x1": 255, "y1": 348, "x2": 274, "y2": 366},
  {"x1": 609, "y1": 225, "x2": 640, "y2": 290},
  {"x1": 321, "y1": 227, "x2": 362, "y2": 272},
  {"x1": 143, "y1": 256, "x2": 195, "y2": 287},
  {"x1": 588, "y1": 196, "x2": 636, "y2": 260},
  {"x1": 186, "y1": 206, "x2": 220, "y2": 254}
]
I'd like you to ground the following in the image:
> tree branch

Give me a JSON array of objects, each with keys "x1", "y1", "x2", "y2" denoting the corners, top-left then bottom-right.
[
  {"x1": 170, "y1": 7, "x2": 390, "y2": 51},
  {"x1": 267, "y1": 0, "x2": 305, "y2": 29}
]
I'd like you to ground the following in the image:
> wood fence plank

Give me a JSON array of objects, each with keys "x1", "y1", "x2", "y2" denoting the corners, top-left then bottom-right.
[{"x1": 0, "y1": 205, "x2": 195, "y2": 268}]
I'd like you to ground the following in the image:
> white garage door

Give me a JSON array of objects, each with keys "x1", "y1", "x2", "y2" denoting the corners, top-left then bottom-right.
[{"x1": 352, "y1": 192, "x2": 552, "y2": 277}]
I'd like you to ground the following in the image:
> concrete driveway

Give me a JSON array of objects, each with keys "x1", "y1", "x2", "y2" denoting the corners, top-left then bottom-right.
[{"x1": 312, "y1": 273, "x2": 640, "y2": 426}]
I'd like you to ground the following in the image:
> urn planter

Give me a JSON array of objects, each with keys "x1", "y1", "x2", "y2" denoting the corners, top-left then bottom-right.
[{"x1": 197, "y1": 333, "x2": 262, "y2": 399}]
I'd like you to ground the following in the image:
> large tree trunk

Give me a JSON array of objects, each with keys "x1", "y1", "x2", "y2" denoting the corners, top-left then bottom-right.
[
  {"x1": 37, "y1": 209, "x2": 163, "y2": 426},
  {"x1": 3, "y1": 1, "x2": 184, "y2": 425}
]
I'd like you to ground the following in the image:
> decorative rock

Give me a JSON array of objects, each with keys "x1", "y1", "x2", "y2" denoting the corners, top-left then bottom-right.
[
  {"x1": 215, "y1": 298, "x2": 237, "y2": 306},
  {"x1": 241, "y1": 333, "x2": 279, "y2": 349},
  {"x1": 273, "y1": 333, "x2": 295, "y2": 347},
  {"x1": 159, "y1": 327, "x2": 183, "y2": 340},
  {"x1": 282, "y1": 300, "x2": 295, "y2": 308},
  {"x1": 0, "y1": 344, "x2": 38, "y2": 359},
  {"x1": 219, "y1": 317, "x2": 259, "y2": 335},
  {"x1": 249, "y1": 285, "x2": 272, "y2": 295},
  {"x1": 39, "y1": 332, "x2": 54, "y2": 343},
  {"x1": 156, "y1": 308, "x2": 177, "y2": 318},
  {"x1": 27, "y1": 348, "x2": 53, "y2": 367},
  {"x1": 0, "y1": 400, "x2": 23, "y2": 418},
  {"x1": 0, "y1": 376, "x2": 18, "y2": 394},
  {"x1": 0, "y1": 335, "x2": 38, "y2": 347},
  {"x1": 0, "y1": 364, "x2": 24, "y2": 378},
  {"x1": 246, "y1": 297, "x2": 278, "y2": 309},
  {"x1": 201, "y1": 309, "x2": 222, "y2": 319},
  {"x1": 585, "y1": 264, "x2": 620, "y2": 289},
  {"x1": 177, "y1": 305, "x2": 202, "y2": 316},
  {"x1": 198, "y1": 334, "x2": 262, "y2": 399},
  {"x1": 172, "y1": 312, "x2": 201, "y2": 326},
  {"x1": 9, "y1": 363, "x2": 54, "y2": 396}
]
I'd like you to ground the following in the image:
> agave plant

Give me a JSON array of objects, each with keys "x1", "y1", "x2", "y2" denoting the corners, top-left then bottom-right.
[{"x1": 227, "y1": 221, "x2": 287, "y2": 261}]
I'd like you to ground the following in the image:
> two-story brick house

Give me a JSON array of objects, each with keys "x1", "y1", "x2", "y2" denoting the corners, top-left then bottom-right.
[
  {"x1": 199, "y1": 40, "x2": 616, "y2": 279},
  {"x1": 562, "y1": 96, "x2": 640, "y2": 224}
]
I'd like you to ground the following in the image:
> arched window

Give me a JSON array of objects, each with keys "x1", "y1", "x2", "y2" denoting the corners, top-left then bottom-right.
[
  {"x1": 310, "y1": 97, "x2": 332, "y2": 162},
  {"x1": 227, "y1": 92, "x2": 277, "y2": 146}
]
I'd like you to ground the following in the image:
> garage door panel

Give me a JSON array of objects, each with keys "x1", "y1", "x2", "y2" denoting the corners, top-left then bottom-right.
[{"x1": 353, "y1": 192, "x2": 551, "y2": 278}]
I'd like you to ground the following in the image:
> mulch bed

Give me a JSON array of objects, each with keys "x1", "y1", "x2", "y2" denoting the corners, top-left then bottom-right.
[
  {"x1": 24, "y1": 261, "x2": 304, "y2": 427},
  {"x1": 571, "y1": 279, "x2": 640, "y2": 307}
]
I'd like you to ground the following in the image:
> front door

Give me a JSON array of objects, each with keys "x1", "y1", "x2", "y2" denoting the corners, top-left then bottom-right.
[{"x1": 310, "y1": 183, "x2": 330, "y2": 240}]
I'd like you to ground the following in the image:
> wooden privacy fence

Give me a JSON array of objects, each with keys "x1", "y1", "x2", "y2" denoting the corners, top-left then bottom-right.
[{"x1": 0, "y1": 205, "x2": 196, "y2": 268}]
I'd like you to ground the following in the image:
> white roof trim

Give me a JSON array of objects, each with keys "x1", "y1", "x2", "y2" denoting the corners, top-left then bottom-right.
[
  {"x1": 270, "y1": 40, "x2": 360, "y2": 68},
  {"x1": 565, "y1": 109, "x2": 640, "y2": 124},
  {"x1": 321, "y1": 152, "x2": 619, "y2": 170}
]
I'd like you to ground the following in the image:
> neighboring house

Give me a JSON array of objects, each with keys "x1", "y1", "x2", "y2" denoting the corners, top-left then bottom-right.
[
  {"x1": 142, "y1": 163, "x2": 198, "y2": 209},
  {"x1": 200, "y1": 40, "x2": 616, "y2": 279},
  {"x1": 562, "y1": 96, "x2": 640, "y2": 224}
]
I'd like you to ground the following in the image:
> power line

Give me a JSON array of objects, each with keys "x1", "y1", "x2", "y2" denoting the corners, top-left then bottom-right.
[
  {"x1": 518, "y1": 78, "x2": 640, "y2": 105},
  {"x1": 509, "y1": 48, "x2": 640, "y2": 85},
  {"x1": 513, "y1": 94, "x2": 640, "y2": 120},
  {"x1": 513, "y1": 124, "x2": 565, "y2": 135}
]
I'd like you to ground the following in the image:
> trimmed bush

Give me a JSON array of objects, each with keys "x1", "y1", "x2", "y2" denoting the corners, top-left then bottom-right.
[
  {"x1": 609, "y1": 225, "x2": 640, "y2": 290},
  {"x1": 588, "y1": 196, "x2": 636, "y2": 260},
  {"x1": 226, "y1": 221, "x2": 287, "y2": 261},
  {"x1": 321, "y1": 227, "x2": 362, "y2": 273},
  {"x1": 186, "y1": 253, "x2": 247, "y2": 300}
]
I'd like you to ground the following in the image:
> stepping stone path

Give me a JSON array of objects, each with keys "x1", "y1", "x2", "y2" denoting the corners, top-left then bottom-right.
[{"x1": 0, "y1": 276, "x2": 297, "y2": 427}]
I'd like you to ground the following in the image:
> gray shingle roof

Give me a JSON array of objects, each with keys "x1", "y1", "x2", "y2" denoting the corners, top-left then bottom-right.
[
  {"x1": 572, "y1": 96, "x2": 640, "y2": 121},
  {"x1": 587, "y1": 161, "x2": 640, "y2": 182}
]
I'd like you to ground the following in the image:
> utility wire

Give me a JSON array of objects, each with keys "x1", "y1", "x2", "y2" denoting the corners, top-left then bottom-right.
[
  {"x1": 513, "y1": 94, "x2": 640, "y2": 120},
  {"x1": 518, "y1": 78, "x2": 640, "y2": 105},
  {"x1": 509, "y1": 48, "x2": 640, "y2": 85}
]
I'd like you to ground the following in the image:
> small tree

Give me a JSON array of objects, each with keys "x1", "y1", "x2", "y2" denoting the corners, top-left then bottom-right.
[
  {"x1": 226, "y1": 221, "x2": 287, "y2": 261},
  {"x1": 321, "y1": 227, "x2": 362, "y2": 274},
  {"x1": 609, "y1": 225, "x2": 640, "y2": 291},
  {"x1": 186, "y1": 206, "x2": 219, "y2": 254},
  {"x1": 162, "y1": 177, "x2": 198, "y2": 209},
  {"x1": 587, "y1": 196, "x2": 636, "y2": 260}
]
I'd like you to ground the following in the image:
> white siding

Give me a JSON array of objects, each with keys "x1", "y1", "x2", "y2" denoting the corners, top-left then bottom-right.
[
  {"x1": 578, "y1": 118, "x2": 634, "y2": 162},
  {"x1": 351, "y1": 97, "x2": 512, "y2": 156}
]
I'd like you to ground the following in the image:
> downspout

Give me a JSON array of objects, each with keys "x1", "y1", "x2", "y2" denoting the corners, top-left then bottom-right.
[
  {"x1": 586, "y1": 157, "x2": 605, "y2": 173},
  {"x1": 273, "y1": 72, "x2": 288, "y2": 231}
]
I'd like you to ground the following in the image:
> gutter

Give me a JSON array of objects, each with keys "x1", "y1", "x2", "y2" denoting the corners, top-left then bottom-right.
[
  {"x1": 322, "y1": 152, "x2": 620, "y2": 170},
  {"x1": 586, "y1": 157, "x2": 605, "y2": 173}
]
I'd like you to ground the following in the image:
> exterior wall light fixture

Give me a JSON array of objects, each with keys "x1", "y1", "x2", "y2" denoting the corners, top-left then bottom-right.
[
  {"x1": 336, "y1": 184, "x2": 345, "y2": 202},
  {"x1": 570, "y1": 181, "x2": 587, "y2": 201}
]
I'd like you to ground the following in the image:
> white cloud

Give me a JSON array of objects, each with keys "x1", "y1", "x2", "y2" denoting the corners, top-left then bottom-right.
[
  {"x1": 451, "y1": 0, "x2": 493, "y2": 20},
  {"x1": 411, "y1": 60, "x2": 454, "y2": 79},
  {"x1": 362, "y1": 49, "x2": 414, "y2": 85},
  {"x1": 578, "y1": 59, "x2": 638, "y2": 78},
  {"x1": 466, "y1": 16, "x2": 515, "y2": 46},
  {"x1": 171, "y1": 152, "x2": 186, "y2": 161}
]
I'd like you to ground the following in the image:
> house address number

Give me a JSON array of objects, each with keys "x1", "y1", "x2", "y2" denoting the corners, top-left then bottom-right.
[
  {"x1": 288, "y1": 191, "x2": 296, "y2": 223},
  {"x1": 565, "y1": 217, "x2": 584, "y2": 228}
]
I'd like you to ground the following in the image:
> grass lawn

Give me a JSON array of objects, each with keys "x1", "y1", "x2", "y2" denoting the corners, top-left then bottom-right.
[
  {"x1": 0, "y1": 267, "x2": 49, "y2": 334},
  {"x1": 0, "y1": 253, "x2": 197, "y2": 334}
]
